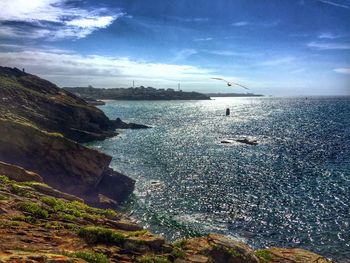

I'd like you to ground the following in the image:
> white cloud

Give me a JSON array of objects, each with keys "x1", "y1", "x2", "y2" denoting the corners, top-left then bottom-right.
[
  {"x1": 0, "y1": 0, "x2": 121, "y2": 39},
  {"x1": 318, "y1": 0, "x2": 350, "y2": 10},
  {"x1": 319, "y1": 32, "x2": 341, "y2": 39},
  {"x1": 334, "y1": 68, "x2": 350, "y2": 74},
  {"x1": 307, "y1": 41, "x2": 350, "y2": 50},
  {"x1": 0, "y1": 49, "x2": 221, "y2": 88},
  {"x1": 194, "y1": 37, "x2": 213, "y2": 42},
  {"x1": 66, "y1": 16, "x2": 118, "y2": 29},
  {"x1": 173, "y1": 49, "x2": 198, "y2": 61},
  {"x1": 232, "y1": 21, "x2": 249, "y2": 27}
]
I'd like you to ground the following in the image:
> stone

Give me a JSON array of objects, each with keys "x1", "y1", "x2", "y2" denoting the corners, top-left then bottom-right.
[{"x1": 0, "y1": 161, "x2": 43, "y2": 182}]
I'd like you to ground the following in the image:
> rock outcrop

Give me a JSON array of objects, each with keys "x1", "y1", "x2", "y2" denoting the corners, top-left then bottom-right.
[
  {"x1": 0, "y1": 175, "x2": 333, "y2": 263},
  {"x1": 0, "y1": 119, "x2": 134, "y2": 205},
  {"x1": 0, "y1": 161, "x2": 43, "y2": 183},
  {"x1": 0, "y1": 66, "x2": 140, "y2": 206},
  {"x1": 174, "y1": 234, "x2": 260, "y2": 263}
]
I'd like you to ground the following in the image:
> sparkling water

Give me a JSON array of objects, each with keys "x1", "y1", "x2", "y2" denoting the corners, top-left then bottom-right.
[{"x1": 88, "y1": 96, "x2": 350, "y2": 261}]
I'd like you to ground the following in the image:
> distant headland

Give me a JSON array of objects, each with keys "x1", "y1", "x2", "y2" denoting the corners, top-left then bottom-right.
[{"x1": 64, "y1": 86, "x2": 211, "y2": 101}]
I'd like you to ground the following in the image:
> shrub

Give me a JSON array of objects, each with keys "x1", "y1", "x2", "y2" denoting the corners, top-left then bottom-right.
[
  {"x1": 10, "y1": 184, "x2": 33, "y2": 197},
  {"x1": 78, "y1": 226, "x2": 125, "y2": 245},
  {"x1": 0, "y1": 175, "x2": 11, "y2": 184},
  {"x1": 173, "y1": 239, "x2": 187, "y2": 249},
  {"x1": 41, "y1": 197, "x2": 117, "y2": 220},
  {"x1": 73, "y1": 251, "x2": 109, "y2": 263},
  {"x1": 256, "y1": 249, "x2": 272, "y2": 261},
  {"x1": 18, "y1": 202, "x2": 48, "y2": 219}
]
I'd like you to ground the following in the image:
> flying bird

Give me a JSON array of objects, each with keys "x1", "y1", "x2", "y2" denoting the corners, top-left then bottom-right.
[{"x1": 211, "y1": 77, "x2": 249, "y2": 90}]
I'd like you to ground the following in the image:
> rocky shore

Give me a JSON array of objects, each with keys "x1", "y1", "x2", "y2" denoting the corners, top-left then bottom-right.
[{"x1": 0, "y1": 66, "x2": 332, "y2": 262}]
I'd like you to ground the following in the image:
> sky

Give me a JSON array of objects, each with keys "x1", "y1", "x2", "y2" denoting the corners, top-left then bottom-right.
[{"x1": 0, "y1": 0, "x2": 349, "y2": 96}]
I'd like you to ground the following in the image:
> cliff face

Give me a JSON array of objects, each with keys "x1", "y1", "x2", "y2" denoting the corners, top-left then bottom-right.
[
  {"x1": 0, "y1": 66, "x2": 136, "y2": 206},
  {"x1": 0, "y1": 67, "x2": 117, "y2": 143}
]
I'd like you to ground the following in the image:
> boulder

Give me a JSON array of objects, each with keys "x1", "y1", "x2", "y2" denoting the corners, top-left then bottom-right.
[
  {"x1": 113, "y1": 118, "x2": 151, "y2": 129},
  {"x1": 180, "y1": 234, "x2": 259, "y2": 263},
  {"x1": 0, "y1": 161, "x2": 43, "y2": 182},
  {"x1": 261, "y1": 247, "x2": 331, "y2": 263}
]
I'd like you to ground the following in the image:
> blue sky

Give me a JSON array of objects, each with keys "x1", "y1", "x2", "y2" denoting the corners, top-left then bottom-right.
[{"x1": 0, "y1": 0, "x2": 349, "y2": 95}]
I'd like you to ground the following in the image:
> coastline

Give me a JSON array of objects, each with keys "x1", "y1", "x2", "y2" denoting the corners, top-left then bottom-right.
[{"x1": 0, "y1": 66, "x2": 334, "y2": 262}]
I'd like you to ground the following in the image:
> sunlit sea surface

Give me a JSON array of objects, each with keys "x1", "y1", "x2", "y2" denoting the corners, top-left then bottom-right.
[{"x1": 88, "y1": 97, "x2": 350, "y2": 261}]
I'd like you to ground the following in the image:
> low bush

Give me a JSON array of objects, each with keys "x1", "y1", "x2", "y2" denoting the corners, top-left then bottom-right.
[
  {"x1": 78, "y1": 226, "x2": 125, "y2": 245},
  {"x1": 73, "y1": 251, "x2": 109, "y2": 263},
  {"x1": 18, "y1": 202, "x2": 48, "y2": 219}
]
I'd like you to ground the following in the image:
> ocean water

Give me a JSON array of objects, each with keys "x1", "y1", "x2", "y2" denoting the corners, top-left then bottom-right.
[{"x1": 88, "y1": 97, "x2": 350, "y2": 261}]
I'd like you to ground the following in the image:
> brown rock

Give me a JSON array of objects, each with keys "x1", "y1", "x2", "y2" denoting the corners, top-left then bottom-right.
[
  {"x1": 181, "y1": 234, "x2": 259, "y2": 263},
  {"x1": 263, "y1": 247, "x2": 331, "y2": 263},
  {"x1": 0, "y1": 161, "x2": 43, "y2": 182}
]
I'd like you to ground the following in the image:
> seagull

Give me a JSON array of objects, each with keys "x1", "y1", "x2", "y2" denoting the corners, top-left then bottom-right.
[{"x1": 211, "y1": 77, "x2": 249, "y2": 90}]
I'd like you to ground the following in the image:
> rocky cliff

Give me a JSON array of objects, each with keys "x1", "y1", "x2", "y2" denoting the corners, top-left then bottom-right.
[{"x1": 0, "y1": 66, "x2": 140, "y2": 206}]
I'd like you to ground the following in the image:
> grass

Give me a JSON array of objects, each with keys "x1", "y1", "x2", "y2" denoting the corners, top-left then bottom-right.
[
  {"x1": 256, "y1": 249, "x2": 273, "y2": 262},
  {"x1": 173, "y1": 239, "x2": 187, "y2": 249},
  {"x1": 226, "y1": 248, "x2": 242, "y2": 258},
  {"x1": 126, "y1": 229, "x2": 148, "y2": 237},
  {"x1": 18, "y1": 202, "x2": 48, "y2": 219},
  {"x1": 73, "y1": 251, "x2": 109, "y2": 263},
  {"x1": 171, "y1": 248, "x2": 185, "y2": 259},
  {"x1": 78, "y1": 226, "x2": 125, "y2": 245},
  {"x1": 12, "y1": 215, "x2": 37, "y2": 224},
  {"x1": 0, "y1": 175, "x2": 12, "y2": 185},
  {"x1": 41, "y1": 197, "x2": 117, "y2": 221},
  {"x1": 47, "y1": 132, "x2": 64, "y2": 138},
  {"x1": 136, "y1": 255, "x2": 170, "y2": 263},
  {"x1": 10, "y1": 184, "x2": 34, "y2": 197}
]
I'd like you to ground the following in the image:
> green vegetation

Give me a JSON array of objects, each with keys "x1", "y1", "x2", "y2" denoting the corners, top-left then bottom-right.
[
  {"x1": 173, "y1": 239, "x2": 187, "y2": 249},
  {"x1": 73, "y1": 251, "x2": 109, "y2": 263},
  {"x1": 0, "y1": 193, "x2": 9, "y2": 200},
  {"x1": 10, "y1": 184, "x2": 33, "y2": 197},
  {"x1": 126, "y1": 229, "x2": 148, "y2": 237},
  {"x1": 78, "y1": 226, "x2": 125, "y2": 245},
  {"x1": 136, "y1": 255, "x2": 170, "y2": 263},
  {"x1": 171, "y1": 248, "x2": 185, "y2": 259},
  {"x1": 41, "y1": 197, "x2": 117, "y2": 221},
  {"x1": 47, "y1": 132, "x2": 64, "y2": 138},
  {"x1": 226, "y1": 248, "x2": 242, "y2": 258},
  {"x1": 0, "y1": 175, "x2": 12, "y2": 185},
  {"x1": 256, "y1": 249, "x2": 273, "y2": 261},
  {"x1": 18, "y1": 202, "x2": 48, "y2": 219},
  {"x1": 12, "y1": 215, "x2": 37, "y2": 224},
  {"x1": 0, "y1": 219, "x2": 20, "y2": 228}
]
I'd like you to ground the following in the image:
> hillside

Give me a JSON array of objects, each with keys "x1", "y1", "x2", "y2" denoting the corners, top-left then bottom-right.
[
  {"x1": 0, "y1": 67, "x2": 149, "y2": 207},
  {"x1": 64, "y1": 86, "x2": 211, "y2": 100}
]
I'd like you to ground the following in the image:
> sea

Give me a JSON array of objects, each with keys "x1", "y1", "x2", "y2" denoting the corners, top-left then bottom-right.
[{"x1": 87, "y1": 96, "x2": 350, "y2": 262}]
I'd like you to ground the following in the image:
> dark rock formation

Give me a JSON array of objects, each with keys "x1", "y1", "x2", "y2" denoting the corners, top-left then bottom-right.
[
  {"x1": 0, "y1": 66, "x2": 147, "y2": 143},
  {"x1": 0, "y1": 66, "x2": 141, "y2": 206},
  {"x1": 113, "y1": 118, "x2": 151, "y2": 129},
  {"x1": 0, "y1": 119, "x2": 134, "y2": 205},
  {"x1": 0, "y1": 161, "x2": 43, "y2": 183}
]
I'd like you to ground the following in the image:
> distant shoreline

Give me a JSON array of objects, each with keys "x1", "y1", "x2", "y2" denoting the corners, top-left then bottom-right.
[{"x1": 205, "y1": 93, "x2": 263, "y2": 97}]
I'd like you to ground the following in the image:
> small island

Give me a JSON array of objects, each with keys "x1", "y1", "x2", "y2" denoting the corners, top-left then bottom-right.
[{"x1": 64, "y1": 86, "x2": 211, "y2": 101}]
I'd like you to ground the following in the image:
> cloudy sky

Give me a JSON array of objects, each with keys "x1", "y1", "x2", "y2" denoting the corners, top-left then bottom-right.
[{"x1": 0, "y1": 0, "x2": 349, "y2": 95}]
